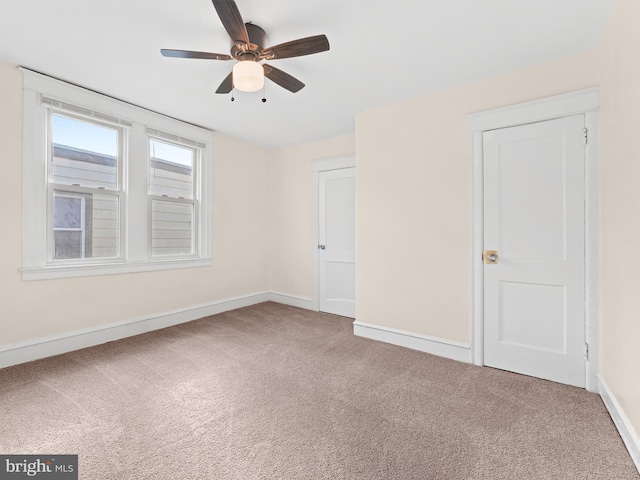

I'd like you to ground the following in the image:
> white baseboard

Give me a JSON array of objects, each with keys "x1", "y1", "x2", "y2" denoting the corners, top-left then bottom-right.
[
  {"x1": 268, "y1": 292, "x2": 316, "y2": 311},
  {"x1": 353, "y1": 321, "x2": 472, "y2": 363},
  {"x1": 599, "y1": 375, "x2": 640, "y2": 474},
  {"x1": 0, "y1": 292, "x2": 270, "y2": 369}
]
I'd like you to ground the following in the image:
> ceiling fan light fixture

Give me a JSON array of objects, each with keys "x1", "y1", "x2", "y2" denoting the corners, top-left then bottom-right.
[{"x1": 232, "y1": 61, "x2": 264, "y2": 92}]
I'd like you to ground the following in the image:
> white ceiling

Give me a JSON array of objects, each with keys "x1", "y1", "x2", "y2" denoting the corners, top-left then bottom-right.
[{"x1": 0, "y1": 0, "x2": 613, "y2": 148}]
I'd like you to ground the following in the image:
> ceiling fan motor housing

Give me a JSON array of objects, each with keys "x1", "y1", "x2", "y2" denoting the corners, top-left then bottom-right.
[{"x1": 231, "y1": 23, "x2": 266, "y2": 61}]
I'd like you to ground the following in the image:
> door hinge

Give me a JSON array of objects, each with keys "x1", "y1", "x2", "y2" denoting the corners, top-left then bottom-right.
[
  {"x1": 584, "y1": 342, "x2": 589, "y2": 360},
  {"x1": 583, "y1": 128, "x2": 588, "y2": 145}
]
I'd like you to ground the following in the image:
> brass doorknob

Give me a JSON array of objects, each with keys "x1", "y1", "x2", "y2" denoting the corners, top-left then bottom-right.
[{"x1": 483, "y1": 250, "x2": 498, "y2": 264}]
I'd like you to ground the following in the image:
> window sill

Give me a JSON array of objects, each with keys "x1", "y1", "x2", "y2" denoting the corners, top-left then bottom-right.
[{"x1": 21, "y1": 258, "x2": 213, "y2": 281}]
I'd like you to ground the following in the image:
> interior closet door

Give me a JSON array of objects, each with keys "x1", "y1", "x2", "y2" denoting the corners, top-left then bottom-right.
[
  {"x1": 318, "y1": 167, "x2": 356, "y2": 318},
  {"x1": 483, "y1": 115, "x2": 586, "y2": 387}
]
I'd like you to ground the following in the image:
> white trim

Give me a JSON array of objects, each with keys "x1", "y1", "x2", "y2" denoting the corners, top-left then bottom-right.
[
  {"x1": 584, "y1": 110, "x2": 600, "y2": 392},
  {"x1": 268, "y1": 292, "x2": 315, "y2": 311},
  {"x1": 468, "y1": 89, "x2": 600, "y2": 392},
  {"x1": 312, "y1": 155, "x2": 356, "y2": 173},
  {"x1": 471, "y1": 130, "x2": 484, "y2": 366},
  {"x1": 21, "y1": 258, "x2": 213, "y2": 281},
  {"x1": 468, "y1": 88, "x2": 599, "y2": 132},
  {"x1": 599, "y1": 375, "x2": 640, "y2": 474},
  {"x1": 0, "y1": 292, "x2": 269, "y2": 369},
  {"x1": 311, "y1": 155, "x2": 356, "y2": 313},
  {"x1": 0, "y1": 291, "x2": 328, "y2": 368},
  {"x1": 353, "y1": 321, "x2": 472, "y2": 363}
]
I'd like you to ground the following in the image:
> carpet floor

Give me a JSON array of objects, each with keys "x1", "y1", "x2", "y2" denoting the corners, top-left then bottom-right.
[{"x1": 1, "y1": 302, "x2": 638, "y2": 479}]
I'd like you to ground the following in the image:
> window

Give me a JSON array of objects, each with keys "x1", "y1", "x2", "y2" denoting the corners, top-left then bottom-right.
[
  {"x1": 50, "y1": 112, "x2": 123, "y2": 262},
  {"x1": 22, "y1": 69, "x2": 212, "y2": 280},
  {"x1": 148, "y1": 134, "x2": 199, "y2": 258}
]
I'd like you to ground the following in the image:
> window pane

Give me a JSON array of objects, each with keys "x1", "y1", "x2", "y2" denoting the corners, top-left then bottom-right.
[
  {"x1": 54, "y1": 231, "x2": 83, "y2": 259},
  {"x1": 53, "y1": 191, "x2": 119, "y2": 260},
  {"x1": 151, "y1": 200, "x2": 193, "y2": 257},
  {"x1": 149, "y1": 139, "x2": 194, "y2": 199},
  {"x1": 51, "y1": 114, "x2": 118, "y2": 190},
  {"x1": 54, "y1": 196, "x2": 83, "y2": 229}
]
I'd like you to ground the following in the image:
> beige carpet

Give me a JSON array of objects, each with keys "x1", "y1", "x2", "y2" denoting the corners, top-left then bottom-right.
[{"x1": 1, "y1": 302, "x2": 638, "y2": 479}]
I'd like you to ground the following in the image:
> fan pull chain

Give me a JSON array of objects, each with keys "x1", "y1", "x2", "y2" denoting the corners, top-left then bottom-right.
[{"x1": 261, "y1": 83, "x2": 266, "y2": 103}]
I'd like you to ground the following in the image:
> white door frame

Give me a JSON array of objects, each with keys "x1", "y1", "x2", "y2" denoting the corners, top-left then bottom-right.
[
  {"x1": 468, "y1": 88, "x2": 600, "y2": 392},
  {"x1": 312, "y1": 155, "x2": 356, "y2": 312}
]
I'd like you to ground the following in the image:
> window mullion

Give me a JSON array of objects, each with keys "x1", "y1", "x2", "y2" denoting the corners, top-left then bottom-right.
[{"x1": 126, "y1": 123, "x2": 149, "y2": 262}]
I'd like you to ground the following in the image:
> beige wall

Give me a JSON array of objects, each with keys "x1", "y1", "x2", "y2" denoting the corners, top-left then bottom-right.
[
  {"x1": 0, "y1": 61, "x2": 270, "y2": 346},
  {"x1": 598, "y1": 0, "x2": 640, "y2": 439},
  {"x1": 355, "y1": 51, "x2": 598, "y2": 343},
  {"x1": 268, "y1": 135, "x2": 355, "y2": 299}
]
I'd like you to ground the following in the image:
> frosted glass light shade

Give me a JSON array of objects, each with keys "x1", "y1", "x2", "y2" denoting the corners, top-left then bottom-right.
[{"x1": 232, "y1": 61, "x2": 264, "y2": 92}]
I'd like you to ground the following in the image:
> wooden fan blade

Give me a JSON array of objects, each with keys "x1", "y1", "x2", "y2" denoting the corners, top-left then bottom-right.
[
  {"x1": 216, "y1": 72, "x2": 234, "y2": 94},
  {"x1": 161, "y1": 49, "x2": 232, "y2": 61},
  {"x1": 263, "y1": 64, "x2": 305, "y2": 93},
  {"x1": 211, "y1": 0, "x2": 249, "y2": 44},
  {"x1": 262, "y1": 35, "x2": 329, "y2": 60}
]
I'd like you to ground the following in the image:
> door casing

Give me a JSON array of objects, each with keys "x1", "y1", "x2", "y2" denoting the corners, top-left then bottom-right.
[
  {"x1": 312, "y1": 155, "x2": 356, "y2": 313},
  {"x1": 468, "y1": 88, "x2": 600, "y2": 392}
]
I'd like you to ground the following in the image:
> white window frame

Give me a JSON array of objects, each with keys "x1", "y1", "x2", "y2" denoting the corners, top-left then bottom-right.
[
  {"x1": 21, "y1": 69, "x2": 213, "y2": 280},
  {"x1": 47, "y1": 108, "x2": 126, "y2": 264},
  {"x1": 147, "y1": 131, "x2": 201, "y2": 259}
]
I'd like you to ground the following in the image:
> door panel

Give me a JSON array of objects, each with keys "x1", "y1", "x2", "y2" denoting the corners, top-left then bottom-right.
[
  {"x1": 498, "y1": 140, "x2": 567, "y2": 260},
  {"x1": 483, "y1": 115, "x2": 585, "y2": 387},
  {"x1": 319, "y1": 168, "x2": 356, "y2": 318},
  {"x1": 499, "y1": 281, "x2": 566, "y2": 353}
]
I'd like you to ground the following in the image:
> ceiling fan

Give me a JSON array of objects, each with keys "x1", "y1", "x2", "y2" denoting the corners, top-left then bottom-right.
[{"x1": 161, "y1": 0, "x2": 330, "y2": 95}]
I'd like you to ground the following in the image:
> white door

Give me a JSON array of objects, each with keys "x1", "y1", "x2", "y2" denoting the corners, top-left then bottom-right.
[
  {"x1": 318, "y1": 167, "x2": 356, "y2": 318},
  {"x1": 483, "y1": 115, "x2": 586, "y2": 387}
]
